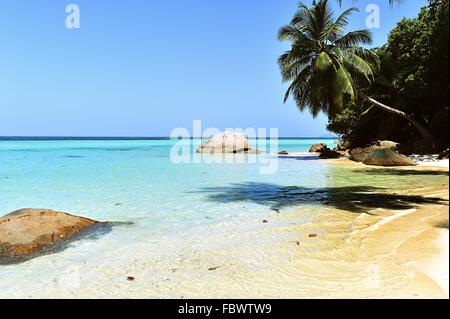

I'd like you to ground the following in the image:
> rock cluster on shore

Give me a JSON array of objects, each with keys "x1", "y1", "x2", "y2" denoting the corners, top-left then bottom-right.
[
  {"x1": 305, "y1": 140, "x2": 419, "y2": 166},
  {"x1": 0, "y1": 208, "x2": 101, "y2": 262}
]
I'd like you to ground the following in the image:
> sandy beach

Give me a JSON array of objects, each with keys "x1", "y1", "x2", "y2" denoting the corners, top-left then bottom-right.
[{"x1": 266, "y1": 154, "x2": 450, "y2": 298}]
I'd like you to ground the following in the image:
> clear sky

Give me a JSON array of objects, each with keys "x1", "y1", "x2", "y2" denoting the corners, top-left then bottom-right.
[{"x1": 0, "y1": 0, "x2": 428, "y2": 137}]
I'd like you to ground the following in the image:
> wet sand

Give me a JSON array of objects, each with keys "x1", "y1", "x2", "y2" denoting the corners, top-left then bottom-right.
[{"x1": 265, "y1": 155, "x2": 449, "y2": 298}]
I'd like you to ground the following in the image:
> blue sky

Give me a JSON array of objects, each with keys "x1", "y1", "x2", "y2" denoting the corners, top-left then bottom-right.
[{"x1": 0, "y1": 0, "x2": 428, "y2": 137}]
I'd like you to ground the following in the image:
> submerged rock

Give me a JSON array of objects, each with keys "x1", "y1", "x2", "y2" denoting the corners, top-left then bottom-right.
[
  {"x1": 0, "y1": 208, "x2": 100, "y2": 261},
  {"x1": 309, "y1": 143, "x2": 327, "y2": 153},
  {"x1": 196, "y1": 132, "x2": 253, "y2": 154},
  {"x1": 363, "y1": 149, "x2": 416, "y2": 167}
]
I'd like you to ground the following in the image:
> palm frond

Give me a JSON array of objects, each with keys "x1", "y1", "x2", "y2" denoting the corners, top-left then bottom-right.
[
  {"x1": 334, "y1": 30, "x2": 373, "y2": 47},
  {"x1": 327, "y1": 7, "x2": 359, "y2": 41},
  {"x1": 315, "y1": 51, "x2": 335, "y2": 72},
  {"x1": 332, "y1": 65, "x2": 356, "y2": 109},
  {"x1": 343, "y1": 53, "x2": 374, "y2": 79}
]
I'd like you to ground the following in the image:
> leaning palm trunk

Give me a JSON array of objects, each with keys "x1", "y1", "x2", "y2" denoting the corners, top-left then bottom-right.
[{"x1": 365, "y1": 96, "x2": 434, "y2": 140}]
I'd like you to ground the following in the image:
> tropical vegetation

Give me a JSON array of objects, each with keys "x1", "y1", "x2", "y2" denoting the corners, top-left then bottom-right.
[{"x1": 279, "y1": 0, "x2": 449, "y2": 153}]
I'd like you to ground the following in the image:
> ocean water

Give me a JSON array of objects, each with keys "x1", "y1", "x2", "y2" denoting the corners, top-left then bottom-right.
[
  {"x1": 0, "y1": 138, "x2": 447, "y2": 298},
  {"x1": 0, "y1": 138, "x2": 338, "y2": 230}
]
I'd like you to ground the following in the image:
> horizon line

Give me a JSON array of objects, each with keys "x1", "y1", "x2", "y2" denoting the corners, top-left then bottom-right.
[{"x1": 0, "y1": 136, "x2": 338, "y2": 140}]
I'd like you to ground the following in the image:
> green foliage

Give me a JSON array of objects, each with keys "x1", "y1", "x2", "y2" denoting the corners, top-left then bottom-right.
[
  {"x1": 327, "y1": 0, "x2": 449, "y2": 148},
  {"x1": 387, "y1": 1, "x2": 449, "y2": 117}
]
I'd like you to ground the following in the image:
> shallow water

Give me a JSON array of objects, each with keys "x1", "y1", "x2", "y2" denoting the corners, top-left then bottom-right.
[{"x1": 0, "y1": 138, "x2": 448, "y2": 298}]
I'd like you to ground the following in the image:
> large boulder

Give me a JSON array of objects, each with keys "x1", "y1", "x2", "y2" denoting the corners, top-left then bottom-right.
[
  {"x1": 0, "y1": 208, "x2": 100, "y2": 261},
  {"x1": 349, "y1": 146, "x2": 380, "y2": 163},
  {"x1": 309, "y1": 143, "x2": 327, "y2": 153},
  {"x1": 363, "y1": 149, "x2": 416, "y2": 166},
  {"x1": 196, "y1": 132, "x2": 252, "y2": 154}
]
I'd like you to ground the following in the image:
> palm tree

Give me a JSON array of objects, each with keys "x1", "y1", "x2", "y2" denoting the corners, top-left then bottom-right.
[{"x1": 278, "y1": 0, "x2": 433, "y2": 139}]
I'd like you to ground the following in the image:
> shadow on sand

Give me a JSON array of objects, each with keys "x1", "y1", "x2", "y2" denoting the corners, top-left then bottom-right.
[{"x1": 196, "y1": 182, "x2": 448, "y2": 213}]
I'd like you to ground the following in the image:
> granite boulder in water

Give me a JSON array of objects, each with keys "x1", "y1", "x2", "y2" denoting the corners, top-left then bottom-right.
[
  {"x1": 0, "y1": 208, "x2": 100, "y2": 261},
  {"x1": 196, "y1": 132, "x2": 253, "y2": 154}
]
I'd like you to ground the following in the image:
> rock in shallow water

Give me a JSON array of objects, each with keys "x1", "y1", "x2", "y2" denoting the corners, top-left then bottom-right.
[
  {"x1": 363, "y1": 149, "x2": 416, "y2": 167},
  {"x1": 0, "y1": 208, "x2": 100, "y2": 261},
  {"x1": 196, "y1": 132, "x2": 253, "y2": 154}
]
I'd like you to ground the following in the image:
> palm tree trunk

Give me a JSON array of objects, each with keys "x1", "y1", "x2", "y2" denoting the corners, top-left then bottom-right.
[{"x1": 364, "y1": 96, "x2": 434, "y2": 140}]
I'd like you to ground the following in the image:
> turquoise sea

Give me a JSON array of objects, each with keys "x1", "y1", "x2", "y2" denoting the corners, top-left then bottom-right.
[
  {"x1": 0, "y1": 138, "x2": 447, "y2": 298},
  {"x1": 0, "y1": 138, "x2": 337, "y2": 230}
]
